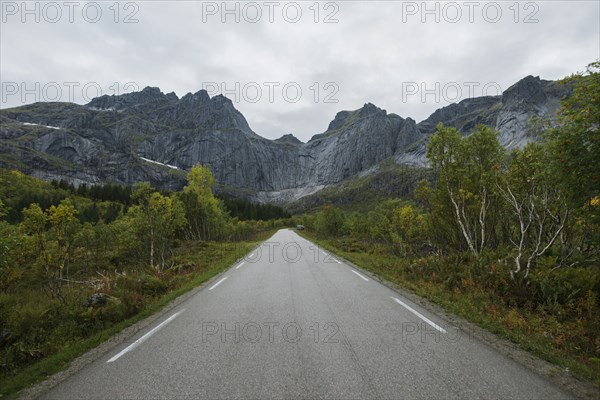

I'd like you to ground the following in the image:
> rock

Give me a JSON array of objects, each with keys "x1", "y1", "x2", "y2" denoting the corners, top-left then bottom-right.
[
  {"x1": 0, "y1": 76, "x2": 572, "y2": 203},
  {"x1": 274, "y1": 134, "x2": 303, "y2": 145},
  {"x1": 83, "y1": 293, "x2": 121, "y2": 308},
  {"x1": 84, "y1": 293, "x2": 108, "y2": 308},
  {"x1": 398, "y1": 75, "x2": 572, "y2": 165}
]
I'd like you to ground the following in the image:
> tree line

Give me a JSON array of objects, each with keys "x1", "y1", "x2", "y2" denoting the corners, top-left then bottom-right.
[
  {"x1": 305, "y1": 62, "x2": 599, "y2": 278},
  {"x1": 0, "y1": 164, "x2": 293, "y2": 380},
  {"x1": 1, "y1": 163, "x2": 292, "y2": 298}
]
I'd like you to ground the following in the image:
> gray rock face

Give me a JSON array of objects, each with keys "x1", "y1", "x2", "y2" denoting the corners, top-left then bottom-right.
[
  {"x1": 0, "y1": 76, "x2": 571, "y2": 202},
  {"x1": 396, "y1": 75, "x2": 572, "y2": 166},
  {"x1": 274, "y1": 134, "x2": 303, "y2": 145},
  {"x1": 495, "y1": 76, "x2": 566, "y2": 148}
]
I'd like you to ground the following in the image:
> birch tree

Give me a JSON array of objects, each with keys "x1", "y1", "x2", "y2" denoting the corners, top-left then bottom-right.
[
  {"x1": 179, "y1": 164, "x2": 228, "y2": 241},
  {"x1": 426, "y1": 123, "x2": 503, "y2": 255},
  {"x1": 130, "y1": 182, "x2": 185, "y2": 271},
  {"x1": 499, "y1": 144, "x2": 570, "y2": 278}
]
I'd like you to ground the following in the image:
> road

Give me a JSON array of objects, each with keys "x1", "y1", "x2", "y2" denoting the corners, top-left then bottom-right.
[{"x1": 42, "y1": 229, "x2": 572, "y2": 399}]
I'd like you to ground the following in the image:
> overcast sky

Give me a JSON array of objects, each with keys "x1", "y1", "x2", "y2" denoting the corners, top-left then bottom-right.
[{"x1": 1, "y1": 1, "x2": 598, "y2": 141}]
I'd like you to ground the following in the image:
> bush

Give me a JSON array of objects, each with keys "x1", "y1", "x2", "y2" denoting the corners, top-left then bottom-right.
[{"x1": 140, "y1": 273, "x2": 168, "y2": 296}]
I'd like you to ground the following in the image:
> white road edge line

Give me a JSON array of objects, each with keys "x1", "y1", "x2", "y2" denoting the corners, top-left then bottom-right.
[
  {"x1": 209, "y1": 276, "x2": 229, "y2": 290},
  {"x1": 391, "y1": 297, "x2": 447, "y2": 334},
  {"x1": 106, "y1": 310, "x2": 185, "y2": 363},
  {"x1": 235, "y1": 261, "x2": 245, "y2": 270},
  {"x1": 351, "y1": 270, "x2": 369, "y2": 282},
  {"x1": 322, "y1": 251, "x2": 341, "y2": 263}
]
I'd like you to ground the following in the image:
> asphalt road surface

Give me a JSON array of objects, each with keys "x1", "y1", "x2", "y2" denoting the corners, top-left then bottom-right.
[{"x1": 42, "y1": 229, "x2": 572, "y2": 399}]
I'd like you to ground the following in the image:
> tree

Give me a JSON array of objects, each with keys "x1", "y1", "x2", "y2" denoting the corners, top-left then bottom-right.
[
  {"x1": 547, "y1": 61, "x2": 600, "y2": 258},
  {"x1": 390, "y1": 204, "x2": 425, "y2": 256},
  {"x1": 549, "y1": 61, "x2": 600, "y2": 212},
  {"x1": 129, "y1": 182, "x2": 186, "y2": 271},
  {"x1": 426, "y1": 123, "x2": 504, "y2": 255},
  {"x1": 22, "y1": 203, "x2": 49, "y2": 279},
  {"x1": 497, "y1": 144, "x2": 570, "y2": 277},
  {"x1": 0, "y1": 199, "x2": 7, "y2": 220},
  {"x1": 316, "y1": 205, "x2": 345, "y2": 237},
  {"x1": 21, "y1": 200, "x2": 80, "y2": 300},
  {"x1": 46, "y1": 200, "x2": 80, "y2": 298},
  {"x1": 180, "y1": 164, "x2": 228, "y2": 241},
  {"x1": 0, "y1": 200, "x2": 24, "y2": 292},
  {"x1": 344, "y1": 212, "x2": 368, "y2": 240},
  {"x1": 415, "y1": 179, "x2": 458, "y2": 254}
]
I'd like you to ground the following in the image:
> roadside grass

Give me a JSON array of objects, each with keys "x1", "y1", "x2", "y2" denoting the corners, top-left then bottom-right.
[
  {"x1": 301, "y1": 232, "x2": 600, "y2": 388},
  {"x1": 0, "y1": 233, "x2": 272, "y2": 399}
]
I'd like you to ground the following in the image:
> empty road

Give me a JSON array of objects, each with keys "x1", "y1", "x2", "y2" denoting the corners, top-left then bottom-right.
[{"x1": 42, "y1": 229, "x2": 572, "y2": 399}]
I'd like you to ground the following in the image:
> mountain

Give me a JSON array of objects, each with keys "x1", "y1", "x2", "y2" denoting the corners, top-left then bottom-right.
[
  {"x1": 0, "y1": 76, "x2": 571, "y2": 203},
  {"x1": 393, "y1": 76, "x2": 571, "y2": 166}
]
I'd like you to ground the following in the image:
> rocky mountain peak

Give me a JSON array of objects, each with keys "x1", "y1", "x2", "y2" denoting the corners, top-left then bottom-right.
[
  {"x1": 211, "y1": 94, "x2": 234, "y2": 105},
  {"x1": 181, "y1": 89, "x2": 210, "y2": 103},
  {"x1": 274, "y1": 134, "x2": 302, "y2": 145},
  {"x1": 87, "y1": 86, "x2": 174, "y2": 111},
  {"x1": 325, "y1": 103, "x2": 387, "y2": 133},
  {"x1": 502, "y1": 75, "x2": 548, "y2": 108},
  {"x1": 1, "y1": 74, "x2": 572, "y2": 202},
  {"x1": 327, "y1": 111, "x2": 352, "y2": 131},
  {"x1": 166, "y1": 91, "x2": 179, "y2": 101},
  {"x1": 359, "y1": 102, "x2": 386, "y2": 118},
  {"x1": 141, "y1": 86, "x2": 162, "y2": 95}
]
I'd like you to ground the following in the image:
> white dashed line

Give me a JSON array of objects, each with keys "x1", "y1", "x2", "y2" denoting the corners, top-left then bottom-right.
[
  {"x1": 209, "y1": 276, "x2": 229, "y2": 290},
  {"x1": 392, "y1": 297, "x2": 447, "y2": 333},
  {"x1": 107, "y1": 310, "x2": 185, "y2": 363},
  {"x1": 235, "y1": 262, "x2": 245, "y2": 270},
  {"x1": 351, "y1": 270, "x2": 369, "y2": 281}
]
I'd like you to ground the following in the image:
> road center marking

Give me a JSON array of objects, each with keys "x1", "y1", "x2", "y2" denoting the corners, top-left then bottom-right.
[
  {"x1": 209, "y1": 276, "x2": 229, "y2": 290},
  {"x1": 351, "y1": 270, "x2": 369, "y2": 281},
  {"x1": 391, "y1": 297, "x2": 447, "y2": 334},
  {"x1": 107, "y1": 310, "x2": 185, "y2": 363},
  {"x1": 235, "y1": 261, "x2": 245, "y2": 270}
]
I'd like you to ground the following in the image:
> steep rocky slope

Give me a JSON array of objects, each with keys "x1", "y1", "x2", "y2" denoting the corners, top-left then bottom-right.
[
  {"x1": 0, "y1": 75, "x2": 571, "y2": 203},
  {"x1": 395, "y1": 76, "x2": 571, "y2": 166}
]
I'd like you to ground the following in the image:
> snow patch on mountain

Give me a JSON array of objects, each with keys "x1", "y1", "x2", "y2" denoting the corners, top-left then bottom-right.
[
  {"x1": 23, "y1": 122, "x2": 61, "y2": 130},
  {"x1": 139, "y1": 156, "x2": 179, "y2": 170}
]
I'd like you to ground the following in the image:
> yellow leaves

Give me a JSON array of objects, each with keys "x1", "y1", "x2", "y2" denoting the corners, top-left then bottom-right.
[
  {"x1": 22, "y1": 203, "x2": 46, "y2": 235},
  {"x1": 9, "y1": 170, "x2": 26, "y2": 180},
  {"x1": 185, "y1": 163, "x2": 215, "y2": 196},
  {"x1": 591, "y1": 196, "x2": 600, "y2": 206},
  {"x1": 46, "y1": 200, "x2": 78, "y2": 226},
  {"x1": 391, "y1": 205, "x2": 415, "y2": 227}
]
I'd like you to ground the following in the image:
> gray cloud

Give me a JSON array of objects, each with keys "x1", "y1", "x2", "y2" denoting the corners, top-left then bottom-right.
[{"x1": 1, "y1": 0, "x2": 598, "y2": 142}]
